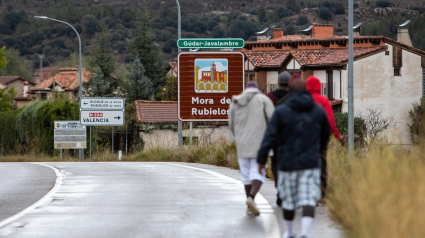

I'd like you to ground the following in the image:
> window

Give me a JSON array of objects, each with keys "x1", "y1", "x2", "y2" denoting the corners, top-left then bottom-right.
[
  {"x1": 394, "y1": 67, "x2": 401, "y2": 76},
  {"x1": 321, "y1": 83, "x2": 328, "y2": 97}
]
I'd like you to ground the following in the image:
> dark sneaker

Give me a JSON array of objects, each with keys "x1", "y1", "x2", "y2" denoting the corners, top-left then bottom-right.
[{"x1": 276, "y1": 194, "x2": 282, "y2": 207}]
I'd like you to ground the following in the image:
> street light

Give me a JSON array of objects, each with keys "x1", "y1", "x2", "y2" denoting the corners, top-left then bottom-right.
[
  {"x1": 35, "y1": 16, "x2": 84, "y2": 161},
  {"x1": 176, "y1": 0, "x2": 181, "y2": 53},
  {"x1": 34, "y1": 16, "x2": 83, "y2": 100},
  {"x1": 348, "y1": 0, "x2": 354, "y2": 154}
]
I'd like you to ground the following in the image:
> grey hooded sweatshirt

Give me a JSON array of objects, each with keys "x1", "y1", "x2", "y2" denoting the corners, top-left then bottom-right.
[{"x1": 229, "y1": 88, "x2": 275, "y2": 158}]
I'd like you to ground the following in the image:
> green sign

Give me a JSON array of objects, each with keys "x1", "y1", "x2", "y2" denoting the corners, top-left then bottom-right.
[{"x1": 177, "y1": 38, "x2": 245, "y2": 49}]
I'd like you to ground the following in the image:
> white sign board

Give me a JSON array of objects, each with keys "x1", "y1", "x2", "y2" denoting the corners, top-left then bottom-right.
[
  {"x1": 54, "y1": 121, "x2": 86, "y2": 149},
  {"x1": 80, "y1": 97, "x2": 124, "y2": 110},
  {"x1": 80, "y1": 110, "x2": 125, "y2": 126}
]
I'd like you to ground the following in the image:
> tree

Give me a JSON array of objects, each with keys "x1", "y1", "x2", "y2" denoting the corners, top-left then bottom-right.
[
  {"x1": 359, "y1": 107, "x2": 394, "y2": 146},
  {"x1": 1, "y1": 48, "x2": 32, "y2": 80},
  {"x1": 228, "y1": 20, "x2": 257, "y2": 40},
  {"x1": 297, "y1": 15, "x2": 310, "y2": 26},
  {"x1": 89, "y1": 24, "x2": 118, "y2": 96},
  {"x1": 0, "y1": 87, "x2": 18, "y2": 112},
  {"x1": 157, "y1": 76, "x2": 177, "y2": 101},
  {"x1": 129, "y1": 10, "x2": 165, "y2": 95},
  {"x1": 127, "y1": 59, "x2": 153, "y2": 102},
  {"x1": 85, "y1": 67, "x2": 107, "y2": 97},
  {"x1": 0, "y1": 46, "x2": 8, "y2": 69},
  {"x1": 81, "y1": 15, "x2": 98, "y2": 35},
  {"x1": 408, "y1": 98, "x2": 425, "y2": 144},
  {"x1": 319, "y1": 8, "x2": 333, "y2": 21},
  {"x1": 257, "y1": 6, "x2": 267, "y2": 22}
]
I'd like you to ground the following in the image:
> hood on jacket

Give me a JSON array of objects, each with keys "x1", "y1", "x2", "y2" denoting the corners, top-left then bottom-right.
[
  {"x1": 306, "y1": 76, "x2": 321, "y2": 95},
  {"x1": 232, "y1": 88, "x2": 259, "y2": 106},
  {"x1": 286, "y1": 90, "x2": 315, "y2": 112}
]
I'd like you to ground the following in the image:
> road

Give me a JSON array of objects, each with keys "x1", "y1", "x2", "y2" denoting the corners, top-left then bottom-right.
[{"x1": 0, "y1": 162, "x2": 343, "y2": 238}]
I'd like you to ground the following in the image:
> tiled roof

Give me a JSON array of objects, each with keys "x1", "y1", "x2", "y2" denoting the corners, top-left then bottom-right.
[
  {"x1": 169, "y1": 62, "x2": 178, "y2": 73},
  {"x1": 0, "y1": 76, "x2": 35, "y2": 85},
  {"x1": 291, "y1": 46, "x2": 386, "y2": 67},
  {"x1": 135, "y1": 100, "x2": 178, "y2": 123},
  {"x1": 245, "y1": 46, "x2": 386, "y2": 68},
  {"x1": 33, "y1": 67, "x2": 58, "y2": 75},
  {"x1": 245, "y1": 51, "x2": 290, "y2": 67},
  {"x1": 31, "y1": 68, "x2": 92, "y2": 91},
  {"x1": 245, "y1": 35, "x2": 384, "y2": 45}
]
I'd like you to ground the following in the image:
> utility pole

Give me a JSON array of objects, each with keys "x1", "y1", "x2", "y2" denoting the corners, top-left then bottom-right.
[
  {"x1": 38, "y1": 55, "x2": 44, "y2": 83},
  {"x1": 348, "y1": 0, "x2": 354, "y2": 154},
  {"x1": 176, "y1": 0, "x2": 183, "y2": 145}
]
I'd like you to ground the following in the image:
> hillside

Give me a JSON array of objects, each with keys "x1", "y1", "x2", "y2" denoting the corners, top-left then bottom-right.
[{"x1": 0, "y1": 0, "x2": 424, "y2": 70}]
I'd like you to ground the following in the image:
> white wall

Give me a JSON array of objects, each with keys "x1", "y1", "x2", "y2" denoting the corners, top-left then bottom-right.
[
  {"x1": 287, "y1": 58, "x2": 301, "y2": 70},
  {"x1": 140, "y1": 126, "x2": 231, "y2": 150},
  {"x1": 245, "y1": 59, "x2": 255, "y2": 71},
  {"x1": 267, "y1": 71, "x2": 278, "y2": 92},
  {"x1": 342, "y1": 44, "x2": 422, "y2": 144}
]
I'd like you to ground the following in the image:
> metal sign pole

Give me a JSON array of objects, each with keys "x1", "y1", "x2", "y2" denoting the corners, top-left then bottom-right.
[
  {"x1": 90, "y1": 126, "x2": 92, "y2": 160},
  {"x1": 178, "y1": 121, "x2": 183, "y2": 146},
  {"x1": 348, "y1": 0, "x2": 354, "y2": 154},
  {"x1": 190, "y1": 121, "x2": 193, "y2": 145},
  {"x1": 112, "y1": 126, "x2": 114, "y2": 154},
  {"x1": 126, "y1": 124, "x2": 128, "y2": 156},
  {"x1": 60, "y1": 149, "x2": 63, "y2": 160}
]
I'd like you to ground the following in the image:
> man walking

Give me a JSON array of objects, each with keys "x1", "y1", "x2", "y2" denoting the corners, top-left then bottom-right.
[
  {"x1": 229, "y1": 80, "x2": 274, "y2": 216},
  {"x1": 266, "y1": 71, "x2": 291, "y2": 206},
  {"x1": 257, "y1": 79, "x2": 330, "y2": 238},
  {"x1": 306, "y1": 76, "x2": 342, "y2": 199}
]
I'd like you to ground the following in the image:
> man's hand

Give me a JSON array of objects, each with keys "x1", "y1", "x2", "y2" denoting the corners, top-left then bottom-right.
[{"x1": 258, "y1": 164, "x2": 266, "y2": 175}]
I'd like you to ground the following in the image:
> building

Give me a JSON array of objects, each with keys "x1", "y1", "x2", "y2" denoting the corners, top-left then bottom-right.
[
  {"x1": 242, "y1": 24, "x2": 425, "y2": 144},
  {"x1": 135, "y1": 100, "x2": 230, "y2": 149},
  {"x1": 201, "y1": 62, "x2": 227, "y2": 83},
  {"x1": 30, "y1": 67, "x2": 92, "y2": 100},
  {"x1": 33, "y1": 67, "x2": 58, "y2": 84},
  {"x1": 0, "y1": 82, "x2": 7, "y2": 89},
  {"x1": 166, "y1": 61, "x2": 178, "y2": 77}
]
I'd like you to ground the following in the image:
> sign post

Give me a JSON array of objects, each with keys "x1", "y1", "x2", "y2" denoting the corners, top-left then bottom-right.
[
  {"x1": 54, "y1": 121, "x2": 87, "y2": 159},
  {"x1": 178, "y1": 52, "x2": 245, "y2": 121},
  {"x1": 80, "y1": 97, "x2": 125, "y2": 157}
]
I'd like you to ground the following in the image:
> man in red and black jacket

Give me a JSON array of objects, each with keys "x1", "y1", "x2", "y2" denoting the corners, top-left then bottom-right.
[
  {"x1": 266, "y1": 71, "x2": 291, "y2": 206},
  {"x1": 306, "y1": 76, "x2": 342, "y2": 199}
]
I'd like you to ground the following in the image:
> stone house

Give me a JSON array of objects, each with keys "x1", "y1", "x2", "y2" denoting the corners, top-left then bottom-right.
[
  {"x1": 242, "y1": 24, "x2": 425, "y2": 144},
  {"x1": 0, "y1": 76, "x2": 37, "y2": 108},
  {"x1": 135, "y1": 100, "x2": 230, "y2": 149},
  {"x1": 30, "y1": 67, "x2": 92, "y2": 100}
]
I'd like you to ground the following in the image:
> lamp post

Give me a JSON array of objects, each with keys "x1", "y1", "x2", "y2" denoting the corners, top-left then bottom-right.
[
  {"x1": 348, "y1": 0, "x2": 354, "y2": 154},
  {"x1": 34, "y1": 16, "x2": 83, "y2": 100},
  {"x1": 175, "y1": 0, "x2": 183, "y2": 146},
  {"x1": 35, "y1": 16, "x2": 84, "y2": 160}
]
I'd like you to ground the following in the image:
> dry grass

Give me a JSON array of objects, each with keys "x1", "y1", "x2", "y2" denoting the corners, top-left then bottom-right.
[{"x1": 327, "y1": 140, "x2": 425, "y2": 238}]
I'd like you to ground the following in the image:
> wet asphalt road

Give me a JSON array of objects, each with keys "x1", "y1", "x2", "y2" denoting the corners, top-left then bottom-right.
[
  {"x1": 0, "y1": 162, "x2": 343, "y2": 238},
  {"x1": 0, "y1": 162, "x2": 278, "y2": 238},
  {"x1": 0, "y1": 163, "x2": 55, "y2": 222}
]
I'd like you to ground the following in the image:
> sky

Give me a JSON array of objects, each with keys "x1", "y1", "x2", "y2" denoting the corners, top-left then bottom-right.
[{"x1": 196, "y1": 59, "x2": 228, "y2": 80}]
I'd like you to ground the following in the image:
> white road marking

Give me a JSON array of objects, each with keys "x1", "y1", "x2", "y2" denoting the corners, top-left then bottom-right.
[
  {"x1": 0, "y1": 163, "x2": 63, "y2": 229},
  {"x1": 164, "y1": 163, "x2": 281, "y2": 238}
]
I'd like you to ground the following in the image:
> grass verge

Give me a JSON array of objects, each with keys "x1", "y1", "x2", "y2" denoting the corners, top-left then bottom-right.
[{"x1": 327, "y1": 140, "x2": 425, "y2": 238}]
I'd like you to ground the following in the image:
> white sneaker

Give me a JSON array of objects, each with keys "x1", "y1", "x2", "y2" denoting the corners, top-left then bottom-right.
[
  {"x1": 246, "y1": 197, "x2": 260, "y2": 216},
  {"x1": 283, "y1": 232, "x2": 296, "y2": 238},
  {"x1": 246, "y1": 207, "x2": 253, "y2": 216}
]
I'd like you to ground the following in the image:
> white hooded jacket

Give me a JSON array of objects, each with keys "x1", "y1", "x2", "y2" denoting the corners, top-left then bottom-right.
[{"x1": 228, "y1": 88, "x2": 275, "y2": 158}]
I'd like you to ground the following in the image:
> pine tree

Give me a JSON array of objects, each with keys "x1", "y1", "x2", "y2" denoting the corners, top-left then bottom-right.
[
  {"x1": 130, "y1": 10, "x2": 165, "y2": 94},
  {"x1": 157, "y1": 76, "x2": 177, "y2": 101},
  {"x1": 127, "y1": 59, "x2": 153, "y2": 102},
  {"x1": 86, "y1": 67, "x2": 108, "y2": 97},
  {"x1": 89, "y1": 23, "x2": 118, "y2": 96}
]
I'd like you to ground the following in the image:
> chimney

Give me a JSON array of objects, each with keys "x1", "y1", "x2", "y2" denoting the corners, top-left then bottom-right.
[
  {"x1": 23, "y1": 81, "x2": 28, "y2": 97},
  {"x1": 273, "y1": 28, "x2": 284, "y2": 39},
  {"x1": 353, "y1": 23, "x2": 362, "y2": 37},
  {"x1": 397, "y1": 20, "x2": 412, "y2": 47},
  {"x1": 257, "y1": 35, "x2": 267, "y2": 41},
  {"x1": 311, "y1": 24, "x2": 334, "y2": 39}
]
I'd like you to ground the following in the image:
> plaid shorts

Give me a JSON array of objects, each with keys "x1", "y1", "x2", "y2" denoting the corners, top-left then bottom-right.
[{"x1": 278, "y1": 168, "x2": 321, "y2": 210}]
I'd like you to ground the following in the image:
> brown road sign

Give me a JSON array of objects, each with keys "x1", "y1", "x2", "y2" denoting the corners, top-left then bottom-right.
[{"x1": 178, "y1": 52, "x2": 244, "y2": 121}]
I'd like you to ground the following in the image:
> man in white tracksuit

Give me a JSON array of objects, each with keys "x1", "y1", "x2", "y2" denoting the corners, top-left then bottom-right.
[{"x1": 228, "y1": 80, "x2": 274, "y2": 216}]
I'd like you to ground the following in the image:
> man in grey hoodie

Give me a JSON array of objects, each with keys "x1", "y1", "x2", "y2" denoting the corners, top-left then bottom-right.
[{"x1": 228, "y1": 81, "x2": 275, "y2": 216}]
